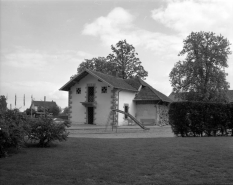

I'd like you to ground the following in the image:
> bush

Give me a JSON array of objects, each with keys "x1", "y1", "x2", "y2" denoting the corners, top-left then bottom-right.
[
  {"x1": 0, "y1": 110, "x2": 70, "y2": 157},
  {"x1": 0, "y1": 110, "x2": 27, "y2": 157},
  {"x1": 25, "y1": 117, "x2": 70, "y2": 147},
  {"x1": 169, "y1": 102, "x2": 233, "y2": 137}
]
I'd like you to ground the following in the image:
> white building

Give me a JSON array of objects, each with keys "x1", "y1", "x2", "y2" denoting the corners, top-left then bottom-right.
[{"x1": 60, "y1": 69, "x2": 172, "y2": 126}]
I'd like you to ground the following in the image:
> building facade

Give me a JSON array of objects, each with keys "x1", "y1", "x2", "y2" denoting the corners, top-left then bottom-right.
[{"x1": 60, "y1": 69, "x2": 172, "y2": 126}]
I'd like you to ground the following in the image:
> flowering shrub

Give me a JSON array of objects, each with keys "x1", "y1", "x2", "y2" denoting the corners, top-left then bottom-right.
[{"x1": 25, "y1": 117, "x2": 70, "y2": 147}]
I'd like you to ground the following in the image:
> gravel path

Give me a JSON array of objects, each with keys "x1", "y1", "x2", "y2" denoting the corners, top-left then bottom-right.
[{"x1": 68, "y1": 126, "x2": 175, "y2": 138}]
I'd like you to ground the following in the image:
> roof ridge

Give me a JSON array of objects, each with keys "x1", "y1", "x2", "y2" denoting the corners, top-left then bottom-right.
[{"x1": 85, "y1": 69, "x2": 138, "y2": 91}]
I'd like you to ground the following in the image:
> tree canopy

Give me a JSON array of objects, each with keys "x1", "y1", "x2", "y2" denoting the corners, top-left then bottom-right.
[
  {"x1": 77, "y1": 40, "x2": 148, "y2": 79},
  {"x1": 77, "y1": 57, "x2": 114, "y2": 75},
  {"x1": 169, "y1": 31, "x2": 231, "y2": 102}
]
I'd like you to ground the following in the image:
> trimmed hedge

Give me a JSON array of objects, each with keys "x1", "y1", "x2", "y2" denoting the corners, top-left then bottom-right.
[{"x1": 169, "y1": 102, "x2": 233, "y2": 137}]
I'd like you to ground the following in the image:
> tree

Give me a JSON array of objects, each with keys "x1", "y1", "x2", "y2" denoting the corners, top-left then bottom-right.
[
  {"x1": 77, "y1": 40, "x2": 148, "y2": 79},
  {"x1": 62, "y1": 107, "x2": 69, "y2": 115},
  {"x1": 107, "y1": 40, "x2": 148, "y2": 79},
  {"x1": 49, "y1": 106, "x2": 61, "y2": 116},
  {"x1": 25, "y1": 108, "x2": 36, "y2": 116},
  {"x1": 169, "y1": 31, "x2": 231, "y2": 102},
  {"x1": 77, "y1": 57, "x2": 114, "y2": 75},
  {"x1": 0, "y1": 96, "x2": 7, "y2": 113}
]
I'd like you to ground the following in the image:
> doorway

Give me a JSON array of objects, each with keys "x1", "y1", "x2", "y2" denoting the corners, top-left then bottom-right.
[
  {"x1": 124, "y1": 105, "x2": 129, "y2": 119},
  {"x1": 87, "y1": 107, "x2": 94, "y2": 124},
  {"x1": 87, "y1": 86, "x2": 94, "y2": 124}
]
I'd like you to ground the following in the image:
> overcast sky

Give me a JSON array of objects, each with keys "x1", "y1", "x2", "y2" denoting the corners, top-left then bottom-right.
[{"x1": 1, "y1": 0, "x2": 233, "y2": 111}]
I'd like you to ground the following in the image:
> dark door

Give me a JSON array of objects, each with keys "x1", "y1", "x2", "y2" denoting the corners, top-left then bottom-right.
[
  {"x1": 124, "y1": 105, "x2": 129, "y2": 119},
  {"x1": 88, "y1": 87, "x2": 94, "y2": 102},
  {"x1": 88, "y1": 107, "x2": 94, "y2": 124}
]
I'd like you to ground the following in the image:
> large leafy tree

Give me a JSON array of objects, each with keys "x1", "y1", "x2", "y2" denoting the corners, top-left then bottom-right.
[
  {"x1": 107, "y1": 40, "x2": 148, "y2": 79},
  {"x1": 170, "y1": 31, "x2": 231, "y2": 102},
  {"x1": 77, "y1": 57, "x2": 114, "y2": 75},
  {"x1": 77, "y1": 40, "x2": 148, "y2": 79}
]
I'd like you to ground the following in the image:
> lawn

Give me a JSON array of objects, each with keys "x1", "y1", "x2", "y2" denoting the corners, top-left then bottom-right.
[{"x1": 1, "y1": 137, "x2": 233, "y2": 185}]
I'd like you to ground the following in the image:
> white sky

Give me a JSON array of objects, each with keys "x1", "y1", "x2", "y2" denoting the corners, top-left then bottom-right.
[{"x1": 1, "y1": 0, "x2": 233, "y2": 111}]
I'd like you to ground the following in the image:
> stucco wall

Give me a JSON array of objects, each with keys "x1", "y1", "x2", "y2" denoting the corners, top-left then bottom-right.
[
  {"x1": 70, "y1": 74, "x2": 112, "y2": 126},
  {"x1": 136, "y1": 104, "x2": 157, "y2": 125},
  {"x1": 118, "y1": 90, "x2": 137, "y2": 126}
]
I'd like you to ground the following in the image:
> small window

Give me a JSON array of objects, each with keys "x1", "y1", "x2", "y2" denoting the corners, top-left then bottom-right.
[
  {"x1": 76, "y1": 88, "x2": 81, "y2": 94},
  {"x1": 101, "y1": 86, "x2": 107, "y2": 93}
]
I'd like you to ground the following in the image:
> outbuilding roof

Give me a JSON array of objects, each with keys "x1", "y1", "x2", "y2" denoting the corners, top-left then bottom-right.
[{"x1": 132, "y1": 79, "x2": 173, "y2": 103}]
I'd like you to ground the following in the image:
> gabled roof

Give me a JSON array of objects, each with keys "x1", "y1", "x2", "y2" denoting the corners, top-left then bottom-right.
[
  {"x1": 31, "y1": 101, "x2": 57, "y2": 108},
  {"x1": 59, "y1": 69, "x2": 138, "y2": 92},
  {"x1": 124, "y1": 78, "x2": 141, "y2": 90},
  {"x1": 90, "y1": 70, "x2": 138, "y2": 92},
  {"x1": 132, "y1": 79, "x2": 173, "y2": 103}
]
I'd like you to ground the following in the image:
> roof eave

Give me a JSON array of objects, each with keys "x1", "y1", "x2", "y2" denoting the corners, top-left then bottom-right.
[
  {"x1": 134, "y1": 99, "x2": 172, "y2": 103},
  {"x1": 115, "y1": 87, "x2": 138, "y2": 92}
]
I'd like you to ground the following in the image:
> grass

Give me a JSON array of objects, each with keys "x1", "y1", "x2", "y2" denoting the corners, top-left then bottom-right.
[{"x1": 1, "y1": 137, "x2": 233, "y2": 185}]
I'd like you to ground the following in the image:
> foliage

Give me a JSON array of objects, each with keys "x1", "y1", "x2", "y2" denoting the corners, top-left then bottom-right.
[
  {"x1": 49, "y1": 105, "x2": 61, "y2": 116},
  {"x1": 0, "y1": 95, "x2": 7, "y2": 113},
  {"x1": 25, "y1": 108, "x2": 36, "y2": 116},
  {"x1": 62, "y1": 107, "x2": 69, "y2": 115},
  {"x1": 25, "y1": 117, "x2": 70, "y2": 147},
  {"x1": 77, "y1": 57, "x2": 114, "y2": 75},
  {"x1": 169, "y1": 31, "x2": 231, "y2": 102},
  {"x1": 77, "y1": 40, "x2": 148, "y2": 79},
  {"x1": 107, "y1": 40, "x2": 148, "y2": 79},
  {"x1": 0, "y1": 110, "x2": 27, "y2": 157},
  {"x1": 169, "y1": 101, "x2": 233, "y2": 137}
]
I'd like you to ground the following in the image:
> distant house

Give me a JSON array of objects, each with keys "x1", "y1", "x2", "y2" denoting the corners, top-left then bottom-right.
[
  {"x1": 60, "y1": 69, "x2": 172, "y2": 126},
  {"x1": 168, "y1": 90, "x2": 233, "y2": 103},
  {"x1": 30, "y1": 100, "x2": 57, "y2": 112}
]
